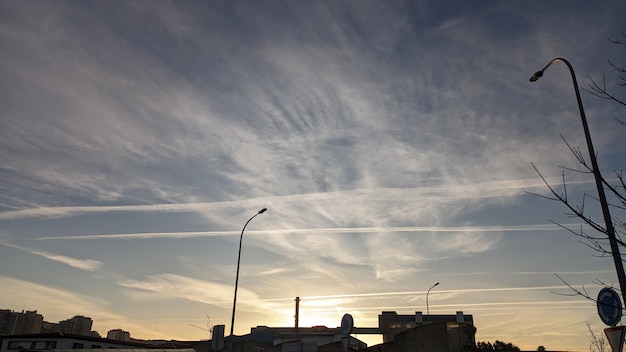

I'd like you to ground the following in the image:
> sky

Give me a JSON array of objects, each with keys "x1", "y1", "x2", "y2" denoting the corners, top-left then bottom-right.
[{"x1": 1, "y1": 1, "x2": 626, "y2": 350}]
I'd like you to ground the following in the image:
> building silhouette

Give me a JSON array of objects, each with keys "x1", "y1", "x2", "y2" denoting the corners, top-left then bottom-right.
[
  {"x1": 375, "y1": 311, "x2": 475, "y2": 351},
  {"x1": 57, "y1": 316, "x2": 93, "y2": 336},
  {"x1": 212, "y1": 310, "x2": 476, "y2": 352},
  {"x1": 0, "y1": 309, "x2": 476, "y2": 352},
  {"x1": 39, "y1": 316, "x2": 96, "y2": 337},
  {"x1": 107, "y1": 329, "x2": 131, "y2": 342},
  {"x1": 0, "y1": 310, "x2": 43, "y2": 336}
]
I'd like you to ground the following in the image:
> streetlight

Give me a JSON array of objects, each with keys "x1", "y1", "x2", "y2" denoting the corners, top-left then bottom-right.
[
  {"x1": 426, "y1": 282, "x2": 439, "y2": 317},
  {"x1": 529, "y1": 58, "x2": 626, "y2": 305},
  {"x1": 426, "y1": 282, "x2": 439, "y2": 350},
  {"x1": 229, "y1": 208, "x2": 268, "y2": 338}
]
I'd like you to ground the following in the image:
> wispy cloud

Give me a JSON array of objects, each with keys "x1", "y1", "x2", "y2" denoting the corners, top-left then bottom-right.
[
  {"x1": 116, "y1": 272, "x2": 585, "y2": 314},
  {"x1": 26, "y1": 222, "x2": 579, "y2": 284},
  {"x1": 0, "y1": 176, "x2": 593, "y2": 221},
  {"x1": 0, "y1": 241, "x2": 102, "y2": 271},
  {"x1": 119, "y1": 273, "x2": 284, "y2": 314},
  {"x1": 0, "y1": 276, "x2": 162, "y2": 338},
  {"x1": 0, "y1": 276, "x2": 109, "y2": 314}
]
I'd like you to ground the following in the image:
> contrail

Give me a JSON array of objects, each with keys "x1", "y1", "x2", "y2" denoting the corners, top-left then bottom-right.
[
  {"x1": 231, "y1": 284, "x2": 587, "y2": 303},
  {"x1": 30, "y1": 223, "x2": 579, "y2": 241}
]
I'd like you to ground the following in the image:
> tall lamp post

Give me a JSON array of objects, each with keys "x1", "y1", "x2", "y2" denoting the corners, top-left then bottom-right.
[
  {"x1": 426, "y1": 282, "x2": 439, "y2": 350},
  {"x1": 229, "y1": 208, "x2": 268, "y2": 338},
  {"x1": 529, "y1": 58, "x2": 626, "y2": 305},
  {"x1": 426, "y1": 282, "x2": 439, "y2": 318}
]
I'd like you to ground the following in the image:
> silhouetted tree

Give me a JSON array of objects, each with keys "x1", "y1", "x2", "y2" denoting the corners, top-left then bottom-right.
[
  {"x1": 475, "y1": 340, "x2": 520, "y2": 352},
  {"x1": 476, "y1": 341, "x2": 493, "y2": 351},
  {"x1": 537, "y1": 345, "x2": 546, "y2": 352}
]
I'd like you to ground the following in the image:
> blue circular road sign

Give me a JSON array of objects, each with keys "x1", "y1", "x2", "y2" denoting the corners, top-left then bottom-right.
[{"x1": 597, "y1": 287, "x2": 622, "y2": 326}]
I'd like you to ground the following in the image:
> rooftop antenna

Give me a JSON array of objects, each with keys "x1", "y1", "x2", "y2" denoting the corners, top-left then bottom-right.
[{"x1": 188, "y1": 315, "x2": 212, "y2": 339}]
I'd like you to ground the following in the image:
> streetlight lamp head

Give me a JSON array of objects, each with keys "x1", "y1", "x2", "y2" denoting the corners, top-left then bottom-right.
[
  {"x1": 434, "y1": 282, "x2": 440, "y2": 287},
  {"x1": 258, "y1": 208, "x2": 268, "y2": 214},
  {"x1": 529, "y1": 70, "x2": 543, "y2": 82}
]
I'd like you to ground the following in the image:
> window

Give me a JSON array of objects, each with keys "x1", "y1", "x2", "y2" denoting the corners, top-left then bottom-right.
[
  {"x1": 8, "y1": 341, "x2": 33, "y2": 350},
  {"x1": 72, "y1": 343, "x2": 84, "y2": 349},
  {"x1": 34, "y1": 342, "x2": 47, "y2": 349},
  {"x1": 91, "y1": 345, "x2": 102, "y2": 349},
  {"x1": 31, "y1": 342, "x2": 57, "y2": 349}
]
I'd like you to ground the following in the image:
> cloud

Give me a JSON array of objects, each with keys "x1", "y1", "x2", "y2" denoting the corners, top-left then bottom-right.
[
  {"x1": 119, "y1": 274, "x2": 234, "y2": 304},
  {"x1": 117, "y1": 274, "x2": 589, "y2": 316},
  {"x1": 118, "y1": 273, "x2": 284, "y2": 314},
  {"x1": 26, "y1": 222, "x2": 567, "y2": 284},
  {"x1": 0, "y1": 276, "x2": 165, "y2": 338},
  {"x1": 0, "y1": 241, "x2": 102, "y2": 271},
  {"x1": 0, "y1": 276, "x2": 113, "y2": 320},
  {"x1": 0, "y1": 175, "x2": 593, "y2": 221},
  {"x1": 0, "y1": 0, "x2": 607, "y2": 217}
]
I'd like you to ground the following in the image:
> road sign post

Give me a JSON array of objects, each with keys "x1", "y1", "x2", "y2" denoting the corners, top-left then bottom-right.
[
  {"x1": 605, "y1": 327, "x2": 626, "y2": 352},
  {"x1": 598, "y1": 288, "x2": 625, "y2": 352},
  {"x1": 340, "y1": 314, "x2": 354, "y2": 352}
]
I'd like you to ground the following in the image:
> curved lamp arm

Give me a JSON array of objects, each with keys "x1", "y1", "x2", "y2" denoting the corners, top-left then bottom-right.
[
  {"x1": 426, "y1": 282, "x2": 439, "y2": 318},
  {"x1": 230, "y1": 208, "x2": 268, "y2": 337}
]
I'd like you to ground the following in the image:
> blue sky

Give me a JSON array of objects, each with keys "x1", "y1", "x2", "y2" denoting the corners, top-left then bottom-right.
[{"x1": 1, "y1": 1, "x2": 626, "y2": 350}]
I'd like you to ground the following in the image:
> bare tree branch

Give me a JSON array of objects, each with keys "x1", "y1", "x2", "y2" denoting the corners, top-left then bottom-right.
[
  {"x1": 582, "y1": 74, "x2": 626, "y2": 107},
  {"x1": 583, "y1": 26, "x2": 626, "y2": 124},
  {"x1": 530, "y1": 163, "x2": 620, "y2": 241},
  {"x1": 587, "y1": 322, "x2": 609, "y2": 352}
]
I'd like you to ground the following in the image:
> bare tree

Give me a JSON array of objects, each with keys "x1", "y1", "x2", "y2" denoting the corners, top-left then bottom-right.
[
  {"x1": 588, "y1": 323, "x2": 609, "y2": 352},
  {"x1": 531, "y1": 145, "x2": 626, "y2": 262},
  {"x1": 529, "y1": 24, "x2": 626, "y2": 304}
]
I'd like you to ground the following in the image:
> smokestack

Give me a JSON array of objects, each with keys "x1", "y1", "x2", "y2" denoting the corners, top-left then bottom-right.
[{"x1": 295, "y1": 297, "x2": 300, "y2": 332}]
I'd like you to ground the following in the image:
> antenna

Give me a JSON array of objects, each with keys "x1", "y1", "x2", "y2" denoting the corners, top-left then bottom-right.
[{"x1": 188, "y1": 315, "x2": 213, "y2": 339}]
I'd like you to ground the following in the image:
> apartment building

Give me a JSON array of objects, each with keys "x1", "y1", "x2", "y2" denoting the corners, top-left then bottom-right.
[{"x1": 0, "y1": 310, "x2": 43, "y2": 335}]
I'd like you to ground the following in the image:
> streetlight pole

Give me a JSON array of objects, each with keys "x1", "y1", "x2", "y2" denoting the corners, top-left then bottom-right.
[
  {"x1": 426, "y1": 282, "x2": 439, "y2": 351},
  {"x1": 229, "y1": 208, "x2": 268, "y2": 338},
  {"x1": 529, "y1": 57, "x2": 626, "y2": 305},
  {"x1": 426, "y1": 282, "x2": 439, "y2": 318}
]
